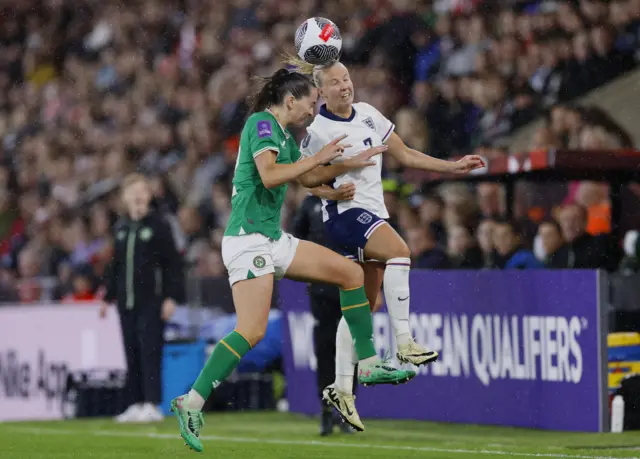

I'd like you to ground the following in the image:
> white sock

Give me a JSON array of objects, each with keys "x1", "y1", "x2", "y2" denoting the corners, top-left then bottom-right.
[
  {"x1": 187, "y1": 389, "x2": 206, "y2": 410},
  {"x1": 334, "y1": 317, "x2": 358, "y2": 394},
  {"x1": 384, "y1": 257, "x2": 412, "y2": 346}
]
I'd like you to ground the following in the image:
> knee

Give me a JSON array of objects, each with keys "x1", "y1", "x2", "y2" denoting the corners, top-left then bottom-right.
[
  {"x1": 396, "y1": 244, "x2": 411, "y2": 259},
  {"x1": 338, "y1": 261, "x2": 365, "y2": 290},
  {"x1": 393, "y1": 242, "x2": 411, "y2": 260},
  {"x1": 236, "y1": 324, "x2": 266, "y2": 347}
]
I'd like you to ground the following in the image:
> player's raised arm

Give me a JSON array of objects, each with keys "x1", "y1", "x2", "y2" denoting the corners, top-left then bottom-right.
[
  {"x1": 254, "y1": 143, "x2": 341, "y2": 189},
  {"x1": 296, "y1": 132, "x2": 387, "y2": 188},
  {"x1": 385, "y1": 131, "x2": 485, "y2": 174}
]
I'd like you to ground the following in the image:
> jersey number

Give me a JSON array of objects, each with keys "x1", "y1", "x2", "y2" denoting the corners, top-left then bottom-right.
[{"x1": 363, "y1": 138, "x2": 372, "y2": 147}]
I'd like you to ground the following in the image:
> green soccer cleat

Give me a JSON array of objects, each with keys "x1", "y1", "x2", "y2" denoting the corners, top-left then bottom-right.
[
  {"x1": 171, "y1": 395, "x2": 205, "y2": 453},
  {"x1": 357, "y1": 359, "x2": 416, "y2": 387}
]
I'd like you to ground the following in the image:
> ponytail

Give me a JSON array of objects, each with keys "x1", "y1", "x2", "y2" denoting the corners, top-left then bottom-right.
[
  {"x1": 281, "y1": 52, "x2": 339, "y2": 88},
  {"x1": 247, "y1": 68, "x2": 314, "y2": 114}
]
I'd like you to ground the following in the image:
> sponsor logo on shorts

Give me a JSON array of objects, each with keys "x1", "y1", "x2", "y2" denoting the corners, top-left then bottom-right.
[
  {"x1": 253, "y1": 256, "x2": 266, "y2": 269},
  {"x1": 356, "y1": 212, "x2": 373, "y2": 224}
]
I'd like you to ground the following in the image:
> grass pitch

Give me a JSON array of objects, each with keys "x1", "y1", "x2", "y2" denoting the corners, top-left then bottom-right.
[{"x1": 3, "y1": 412, "x2": 640, "y2": 458}]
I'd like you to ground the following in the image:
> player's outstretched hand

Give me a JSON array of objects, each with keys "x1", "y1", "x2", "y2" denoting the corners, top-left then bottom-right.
[
  {"x1": 451, "y1": 155, "x2": 485, "y2": 174},
  {"x1": 331, "y1": 182, "x2": 356, "y2": 201},
  {"x1": 317, "y1": 134, "x2": 352, "y2": 164}
]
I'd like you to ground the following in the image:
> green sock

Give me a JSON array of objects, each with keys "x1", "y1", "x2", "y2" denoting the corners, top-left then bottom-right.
[
  {"x1": 340, "y1": 286, "x2": 377, "y2": 360},
  {"x1": 192, "y1": 330, "x2": 251, "y2": 400}
]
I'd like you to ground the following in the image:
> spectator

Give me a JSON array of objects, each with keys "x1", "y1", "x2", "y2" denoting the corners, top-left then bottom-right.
[
  {"x1": 476, "y1": 218, "x2": 497, "y2": 268},
  {"x1": 16, "y1": 245, "x2": 43, "y2": 302},
  {"x1": 63, "y1": 265, "x2": 99, "y2": 303},
  {"x1": 406, "y1": 226, "x2": 450, "y2": 270},
  {"x1": 416, "y1": 193, "x2": 447, "y2": 246},
  {"x1": 447, "y1": 224, "x2": 483, "y2": 269},
  {"x1": 493, "y1": 220, "x2": 543, "y2": 269},
  {"x1": 549, "y1": 203, "x2": 618, "y2": 269},
  {"x1": 535, "y1": 219, "x2": 565, "y2": 266}
]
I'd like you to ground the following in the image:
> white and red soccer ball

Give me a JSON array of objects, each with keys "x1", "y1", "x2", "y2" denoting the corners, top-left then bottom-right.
[{"x1": 294, "y1": 17, "x2": 343, "y2": 65}]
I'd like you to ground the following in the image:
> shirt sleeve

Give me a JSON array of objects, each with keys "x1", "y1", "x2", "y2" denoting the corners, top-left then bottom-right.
[
  {"x1": 361, "y1": 102, "x2": 395, "y2": 143},
  {"x1": 247, "y1": 116, "x2": 280, "y2": 159},
  {"x1": 299, "y1": 128, "x2": 327, "y2": 159}
]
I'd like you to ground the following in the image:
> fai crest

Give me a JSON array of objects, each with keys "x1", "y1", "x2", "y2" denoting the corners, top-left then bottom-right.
[
  {"x1": 253, "y1": 256, "x2": 266, "y2": 269},
  {"x1": 140, "y1": 227, "x2": 153, "y2": 241},
  {"x1": 362, "y1": 117, "x2": 376, "y2": 130}
]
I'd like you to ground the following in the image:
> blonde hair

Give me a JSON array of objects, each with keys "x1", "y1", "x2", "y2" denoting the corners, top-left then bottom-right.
[{"x1": 281, "y1": 53, "x2": 339, "y2": 88}]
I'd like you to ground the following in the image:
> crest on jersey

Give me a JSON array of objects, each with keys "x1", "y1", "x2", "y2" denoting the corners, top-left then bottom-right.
[
  {"x1": 140, "y1": 227, "x2": 153, "y2": 241},
  {"x1": 362, "y1": 117, "x2": 375, "y2": 130},
  {"x1": 301, "y1": 134, "x2": 311, "y2": 149}
]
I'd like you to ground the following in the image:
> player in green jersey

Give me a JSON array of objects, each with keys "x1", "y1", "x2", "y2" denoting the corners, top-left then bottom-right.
[{"x1": 170, "y1": 69, "x2": 415, "y2": 452}]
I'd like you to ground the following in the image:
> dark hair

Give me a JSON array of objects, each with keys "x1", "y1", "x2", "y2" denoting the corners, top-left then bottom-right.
[
  {"x1": 539, "y1": 218, "x2": 562, "y2": 235},
  {"x1": 248, "y1": 69, "x2": 314, "y2": 114},
  {"x1": 496, "y1": 218, "x2": 522, "y2": 237}
]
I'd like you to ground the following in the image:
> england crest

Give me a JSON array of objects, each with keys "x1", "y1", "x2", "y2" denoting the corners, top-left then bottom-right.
[{"x1": 362, "y1": 117, "x2": 375, "y2": 130}]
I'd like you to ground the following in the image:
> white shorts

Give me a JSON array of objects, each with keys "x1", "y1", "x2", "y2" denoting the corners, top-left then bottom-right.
[{"x1": 221, "y1": 232, "x2": 300, "y2": 286}]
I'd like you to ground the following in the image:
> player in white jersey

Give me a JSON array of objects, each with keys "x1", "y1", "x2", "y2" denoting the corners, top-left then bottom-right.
[{"x1": 287, "y1": 55, "x2": 484, "y2": 431}]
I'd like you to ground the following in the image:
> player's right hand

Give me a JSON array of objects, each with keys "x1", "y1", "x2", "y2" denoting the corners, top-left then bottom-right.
[
  {"x1": 332, "y1": 182, "x2": 356, "y2": 201},
  {"x1": 316, "y1": 134, "x2": 351, "y2": 164},
  {"x1": 345, "y1": 145, "x2": 388, "y2": 168}
]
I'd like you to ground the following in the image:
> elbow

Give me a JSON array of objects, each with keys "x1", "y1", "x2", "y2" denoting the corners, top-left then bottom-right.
[
  {"x1": 260, "y1": 173, "x2": 280, "y2": 189},
  {"x1": 397, "y1": 151, "x2": 414, "y2": 168},
  {"x1": 297, "y1": 172, "x2": 318, "y2": 189},
  {"x1": 298, "y1": 177, "x2": 316, "y2": 189},
  {"x1": 263, "y1": 180, "x2": 278, "y2": 190}
]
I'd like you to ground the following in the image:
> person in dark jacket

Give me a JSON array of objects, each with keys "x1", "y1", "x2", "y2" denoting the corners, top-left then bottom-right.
[
  {"x1": 291, "y1": 186, "x2": 354, "y2": 437},
  {"x1": 536, "y1": 219, "x2": 565, "y2": 266},
  {"x1": 549, "y1": 203, "x2": 620, "y2": 270},
  {"x1": 406, "y1": 226, "x2": 449, "y2": 270},
  {"x1": 447, "y1": 225, "x2": 484, "y2": 269},
  {"x1": 101, "y1": 173, "x2": 185, "y2": 423},
  {"x1": 493, "y1": 220, "x2": 543, "y2": 269}
]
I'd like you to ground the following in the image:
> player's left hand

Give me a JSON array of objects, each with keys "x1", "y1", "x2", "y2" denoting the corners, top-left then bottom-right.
[
  {"x1": 161, "y1": 298, "x2": 177, "y2": 321},
  {"x1": 451, "y1": 155, "x2": 485, "y2": 174}
]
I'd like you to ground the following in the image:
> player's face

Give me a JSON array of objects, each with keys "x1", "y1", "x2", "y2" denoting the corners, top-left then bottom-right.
[
  {"x1": 320, "y1": 63, "x2": 354, "y2": 108},
  {"x1": 289, "y1": 88, "x2": 318, "y2": 126}
]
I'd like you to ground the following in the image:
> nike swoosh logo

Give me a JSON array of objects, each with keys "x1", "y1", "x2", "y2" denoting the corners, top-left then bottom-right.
[
  {"x1": 398, "y1": 296, "x2": 409, "y2": 301},
  {"x1": 281, "y1": 141, "x2": 286, "y2": 146},
  {"x1": 345, "y1": 404, "x2": 354, "y2": 416}
]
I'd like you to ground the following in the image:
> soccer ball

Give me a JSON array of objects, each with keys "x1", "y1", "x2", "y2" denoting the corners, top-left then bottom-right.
[{"x1": 294, "y1": 17, "x2": 342, "y2": 65}]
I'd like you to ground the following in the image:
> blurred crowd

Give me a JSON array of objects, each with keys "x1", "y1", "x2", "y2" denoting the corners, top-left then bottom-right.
[{"x1": 0, "y1": 0, "x2": 638, "y2": 304}]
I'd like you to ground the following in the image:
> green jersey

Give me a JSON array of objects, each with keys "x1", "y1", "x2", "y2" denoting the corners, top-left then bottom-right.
[{"x1": 224, "y1": 111, "x2": 302, "y2": 240}]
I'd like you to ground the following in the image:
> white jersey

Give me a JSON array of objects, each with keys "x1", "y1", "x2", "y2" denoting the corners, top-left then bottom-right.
[{"x1": 300, "y1": 102, "x2": 394, "y2": 222}]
